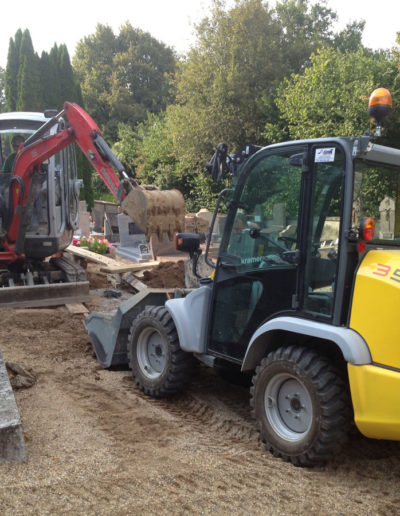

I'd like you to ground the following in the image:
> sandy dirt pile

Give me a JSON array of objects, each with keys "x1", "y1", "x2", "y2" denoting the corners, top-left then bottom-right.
[
  {"x1": 0, "y1": 264, "x2": 399, "y2": 514},
  {"x1": 141, "y1": 261, "x2": 186, "y2": 289},
  {"x1": 86, "y1": 261, "x2": 186, "y2": 290}
]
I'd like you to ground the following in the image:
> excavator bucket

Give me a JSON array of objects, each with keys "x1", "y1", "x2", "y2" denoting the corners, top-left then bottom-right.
[{"x1": 121, "y1": 186, "x2": 185, "y2": 241}]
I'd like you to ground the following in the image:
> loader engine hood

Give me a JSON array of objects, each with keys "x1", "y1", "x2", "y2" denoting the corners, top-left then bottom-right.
[{"x1": 350, "y1": 249, "x2": 400, "y2": 369}]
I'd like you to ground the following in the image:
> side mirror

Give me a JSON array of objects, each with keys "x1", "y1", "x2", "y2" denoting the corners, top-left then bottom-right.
[
  {"x1": 44, "y1": 109, "x2": 58, "y2": 118},
  {"x1": 206, "y1": 143, "x2": 228, "y2": 182},
  {"x1": 289, "y1": 152, "x2": 304, "y2": 167}
]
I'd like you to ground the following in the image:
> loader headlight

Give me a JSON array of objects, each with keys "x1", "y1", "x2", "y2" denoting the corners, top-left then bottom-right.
[{"x1": 175, "y1": 233, "x2": 201, "y2": 257}]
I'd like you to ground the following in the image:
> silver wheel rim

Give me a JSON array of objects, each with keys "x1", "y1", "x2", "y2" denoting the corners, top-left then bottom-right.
[
  {"x1": 136, "y1": 327, "x2": 168, "y2": 379},
  {"x1": 264, "y1": 373, "x2": 313, "y2": 442}
]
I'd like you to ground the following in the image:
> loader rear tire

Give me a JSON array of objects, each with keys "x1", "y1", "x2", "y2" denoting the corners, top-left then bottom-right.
[
  {"x1": 250, "y1": 345, "x2": 351, "y2": 467},
  {"x1": 128, "y1": 306, "x2": 193, "y2": 398}
]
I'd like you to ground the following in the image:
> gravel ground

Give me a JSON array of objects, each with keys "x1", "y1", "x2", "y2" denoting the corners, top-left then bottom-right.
[{"x1": 0, "y1": 264, "x2": 400, "y2": 515}]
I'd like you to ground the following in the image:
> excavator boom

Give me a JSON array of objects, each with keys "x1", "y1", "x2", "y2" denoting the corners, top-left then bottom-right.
[{"x1": 3, "y1": 102, "x2": 185, "y2": 263}]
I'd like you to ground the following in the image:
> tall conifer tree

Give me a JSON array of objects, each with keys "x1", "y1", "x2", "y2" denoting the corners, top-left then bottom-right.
[
  {"x1": 58, "y1": 45, "x2": 76, "y2": 103},
  {"x1": 39, "y1": 51, "x2": 52, "y2": 108},
  {"x1": 16, "y1": 30, "x2": 41, "y2": 110},
  {"x1": 4, "y1": 31, "x2": 22, "y2": 110}
]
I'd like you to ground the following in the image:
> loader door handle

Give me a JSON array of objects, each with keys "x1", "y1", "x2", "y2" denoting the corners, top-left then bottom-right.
[{"x1": 220, "y1": 255, "x2": 242, "y2": 269}]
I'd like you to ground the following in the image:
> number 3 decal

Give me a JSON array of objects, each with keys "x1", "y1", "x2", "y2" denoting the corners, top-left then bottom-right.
[{"x1": 373, "y1": 264, "x2": 391, "y2": 277}]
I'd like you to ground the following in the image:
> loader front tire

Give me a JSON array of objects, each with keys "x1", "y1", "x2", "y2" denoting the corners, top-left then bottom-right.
[
  {"x1": 128, "y1": 306, "x2": 193, "y2": 398},
  {"x1": 250, "y1": 346, "x2": 351, "y2": 467}
]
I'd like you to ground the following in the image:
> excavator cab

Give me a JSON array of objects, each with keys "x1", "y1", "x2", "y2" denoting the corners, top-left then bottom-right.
[
  {"x1": 0, "y1": 113, "x2": 47, "y2": 235},
  {"x1": 0, "y1": 111, "x2": 82, "y2": 258}
]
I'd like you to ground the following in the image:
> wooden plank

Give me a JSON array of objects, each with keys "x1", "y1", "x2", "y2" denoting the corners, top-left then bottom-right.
[
  {"x1": 121, "y1": 272, "x2": 148, "y2": 292},
  {"x1": 65, "y1": 303, "x2": 89, "y2": 315},
  {"x1": 65, "y1": 245, "x2": 117, "y2": 267},
  {"x1": 65, "y1": 245, "x2": 159, "y2": 273},
  {"x1": 99, "y1": 261, "x2": 160, "y2": 274}
]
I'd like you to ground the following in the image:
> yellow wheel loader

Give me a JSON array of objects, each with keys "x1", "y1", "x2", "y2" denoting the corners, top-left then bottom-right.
[{"x1": 86, "y1": 88, "x2": 400, "y2": 466}]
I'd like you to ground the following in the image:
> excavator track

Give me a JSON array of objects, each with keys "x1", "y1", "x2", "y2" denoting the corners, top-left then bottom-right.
[
  {"x1": 0, "y1": 254, "x2": 90, "y2": 308},
  {"x1": 0, "y1": 281, "x2": 90, "y2": 308}
]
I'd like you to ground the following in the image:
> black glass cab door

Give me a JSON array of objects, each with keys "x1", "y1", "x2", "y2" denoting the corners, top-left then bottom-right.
[
  {"x1": 207, "y1": 145, "x2": 306, "y2": 362},
  {"x1": 207, "y1": 142, "x2": 346, "y2": 363},
  {"x1": 302, "y1": 145, "x2": 344, "y2": 319}
]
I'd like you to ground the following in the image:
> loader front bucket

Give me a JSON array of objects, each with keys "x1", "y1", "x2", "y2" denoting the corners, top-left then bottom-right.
[
  {"x1": 121, "y1": 186, "x2": 185, "y2": 241},
  {"x1": 85, "y1": 289, "x2": 172, "y2": 368}
]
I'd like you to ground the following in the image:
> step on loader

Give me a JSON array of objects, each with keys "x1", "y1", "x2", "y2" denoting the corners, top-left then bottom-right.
[{"x1": 86, "y1": 88, "x2": 400, "y2": 466}]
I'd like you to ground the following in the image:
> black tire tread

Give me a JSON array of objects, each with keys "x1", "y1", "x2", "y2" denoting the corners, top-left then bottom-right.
[
  {"x1": 250, "y1": 345, "x2": 351, "y2": 467},
  {"x1": 127, "y1": 306, "x2": 194, "y2": 398}
]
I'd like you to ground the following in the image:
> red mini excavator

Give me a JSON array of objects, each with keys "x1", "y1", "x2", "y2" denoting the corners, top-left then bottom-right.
[{"x1": 0, "y1": 102, "x2": 184, "y2": 307}]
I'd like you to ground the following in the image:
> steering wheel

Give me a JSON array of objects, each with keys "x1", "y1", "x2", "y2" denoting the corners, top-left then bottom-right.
[
  {"x1": 249, "y1": 228, "x2": 288, "y2": 253},
  {"x1": 278, "y1": 235, "x2": 297, "y2": 249}
]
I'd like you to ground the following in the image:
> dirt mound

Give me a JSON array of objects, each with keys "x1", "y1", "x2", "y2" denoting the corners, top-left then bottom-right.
[
  {"x1": 0, "y1": 307, "x2": 77, "y2": 331},
  {"x1": 86, "y1": 267, "x2": 110, "y2": 289},
  {"x1": 0, "y1": 301, "x2": 400, "y2": 512},
  {"x1": 141, "y1": 260, "x2": 185, "y2": 288},
  {"x1": 85, "y1": 261, "x2": 186, "y2": 290}
]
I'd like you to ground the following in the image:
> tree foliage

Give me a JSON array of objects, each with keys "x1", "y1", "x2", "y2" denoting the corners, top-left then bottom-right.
[
  {"x1": 5, "y1": 30, "x2": 80, "y2": 112},
  {"x1": 5, "y1": 4, "x2": 400, "y2": 214},
  {"x1": 0, "y1": 67, "x2": 5, "y2": 113},
  {"x1": 266, "y1": 47, "x2": 399, "y2": 142},
  {"x1": 144, "y1": 0, "x2": 365, "y2": 209},
  {"x1": 5, "y1": 30, "x2": 22, "y2": 111},
  {"x1": 170, "y1": 1, "x2": 282, "y2": 160},
  {"x1": 4, "y1": 29, "x2": 93, "y2": 207},
  {"x1": 73, "y1": 23, "x2": 176, "y2": 141},
  {"x1": 17, "y1": 30, "x2": 41, "y2": 111}
]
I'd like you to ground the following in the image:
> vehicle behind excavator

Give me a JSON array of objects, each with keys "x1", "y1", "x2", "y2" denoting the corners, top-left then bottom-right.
[{"x1": 0, "y1": 103, "x2": 185, "y2": 307}]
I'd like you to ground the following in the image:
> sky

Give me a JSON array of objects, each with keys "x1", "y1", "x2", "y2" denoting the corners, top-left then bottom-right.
[{"x1": 1, "y1": 0, "x2": 399, "y2": 68}]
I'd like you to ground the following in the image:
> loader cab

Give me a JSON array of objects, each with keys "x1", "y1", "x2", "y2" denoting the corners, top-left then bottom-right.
[
  {"x1": 204, "y1": 137, "x2": 400, "y2": 364},
  {"x1": 0, "y1": 111, "x2": 81, "y2": 257}
]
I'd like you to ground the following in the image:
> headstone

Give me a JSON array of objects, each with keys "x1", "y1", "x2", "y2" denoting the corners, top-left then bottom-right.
[
  {"x1": 92, "y1": 200, "x2": 119, "y2": 233},
  {"x1": 104, "y1": 211, "x2": 120, "y2": 243},
  {"x1": 116, "y1": 213, "x2": 152, "y2": 262},
  {"x1": 78, "y1": 202, "x2": 91, "y2": 237},
  {"x1": 379, "y1": 196, "x2": 395, "y2": 239},
  {"x1": 272, "y1": 203, "x2": 286, "y2": 227},
  {"x1": 184, "y1": 215, "x2": 196, "y2": 233},
  {"x1": 213, "y1": 215, "x2": 227, "y2": 239},
  {"x1": 196, "y1": 208, "x2": 213, "y2": 227}
]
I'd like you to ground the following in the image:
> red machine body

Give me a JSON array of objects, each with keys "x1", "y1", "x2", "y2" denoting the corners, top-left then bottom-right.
[{"x1": 2, "y1": 102, "x2": 126, "y2": 264}]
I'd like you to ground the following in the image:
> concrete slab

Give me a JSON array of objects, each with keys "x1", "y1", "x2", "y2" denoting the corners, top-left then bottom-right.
[{"x1": 0, "y1": 349, "x2": 26, "y2": 462}]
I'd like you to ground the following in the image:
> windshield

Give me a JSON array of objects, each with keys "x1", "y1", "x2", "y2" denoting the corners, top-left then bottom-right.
[
  {"x1": 0, "y1": 129, "x2": 34, "y2": 171},
  {"x1": 353, "y1": 159, "x2": 400, "y2": 244}
]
